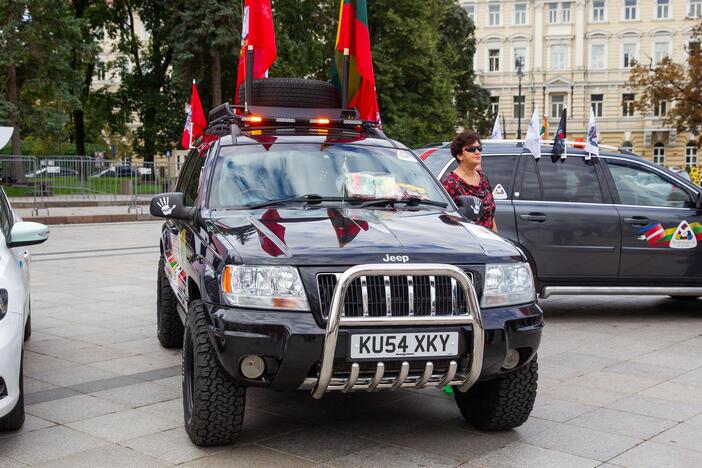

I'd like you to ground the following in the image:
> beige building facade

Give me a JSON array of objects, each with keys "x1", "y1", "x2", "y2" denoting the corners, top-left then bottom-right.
[{"x1": 462, "y1": 0, "x2": 701, "y2": 168}]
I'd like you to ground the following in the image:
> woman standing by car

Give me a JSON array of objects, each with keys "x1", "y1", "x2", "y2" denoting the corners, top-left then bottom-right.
[{"x1": 441, "y1": 130, "x2": 497, "y2": 232}]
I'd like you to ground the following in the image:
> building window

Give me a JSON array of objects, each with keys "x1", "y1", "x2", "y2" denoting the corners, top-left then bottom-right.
[
  {"x1": 562, "y1": 2, "x2": 571, "y2": 22},
  {"x1": 488, "y1": 4, "x2": 501, "y2": 25},
  {"x1": 514, "y1": 3, "x2": 527, "y2": 25},
  {"x1": 513, "y1": 96, "x2": 525, "y2": 119},
  {"x1": 591, "y1": 94, "x2": 604, "y2": 117},
  {"x1": 463, "y1": 4, "x2": 475, "y2": 21},
  {"x1": 551, "y1": 95, "x2": 565, "y2": 118},
  {"x1": 623, "y1": 42, "x2": 638, "y2": 67},
  {"x1": 654, "y1": 41, "x2": 671, "y2": 65},
  {"x1": 549, "y1": 3, "x2": 559, "y2": 23},
  {"x1": 622, "y1": 93, "x2": 635, "y2": 117},
  {"x1": 624, "y1": 0, "x2": 638, "y2": 20},
  {"x1": 653, "y1": 143, "x2": 666, "y2": 165},
  {"x1": 591, "y1": 44, "x2": 606, "y2": 69},
  {"x1": 490, "y1": 96, "x2": 500, "y2": 115},
  {"x1": 488, "y1": 49, "x2": 500, "y2": 72},
  {"x1": 592, "y1": 0, "x2": 606, "y2": 22},
  {"x1": 657, "y1": 0, "x2": 670, "y2": 19},
  {"x1": 551, "y1": 45, "x2": 567, "y2": 70},
  {"x1": 513, "y1": 47, "x2": 527, "y2": 71},
  {"x1": 690, "y1": 0, "x2": 702, "y2": 18},
  {"x1": 654, "y1": 100, "x2": 667, "y2": 117},
  {"x1": 96, "y1": 62, "x2": 107, "y2": 81},
  {"x1": 686, "y1": 143, "x2": 698, "y2": 167}
]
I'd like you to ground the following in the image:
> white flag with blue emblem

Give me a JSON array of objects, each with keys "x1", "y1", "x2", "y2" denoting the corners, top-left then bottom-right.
[
  {"x1": 490, "y1": 113, "x2": 502, "y2": 140},
  {"x1": 585, "y1": 108, "x2": 599, "y2": 160},
  {"x1": 524, "y1": 107, "x2": 541, "y2": 160}
]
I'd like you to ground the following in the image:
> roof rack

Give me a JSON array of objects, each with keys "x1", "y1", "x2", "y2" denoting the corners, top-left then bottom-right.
[{"x1": 482, "y1": 139, "x2": 620, "y2": 151}]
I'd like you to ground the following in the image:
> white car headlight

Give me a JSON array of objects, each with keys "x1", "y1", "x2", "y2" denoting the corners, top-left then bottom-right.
[
  {"x1": 481, "y1": 262, "x2": 535, "y2": 308},
  {"x1": 221, "y1": 265, "x2": 310, "y2": 311}
]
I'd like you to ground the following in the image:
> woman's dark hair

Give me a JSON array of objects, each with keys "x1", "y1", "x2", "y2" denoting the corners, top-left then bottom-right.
[{"x1": 450, "y1": 130, "x2": 482, "y2": 159}]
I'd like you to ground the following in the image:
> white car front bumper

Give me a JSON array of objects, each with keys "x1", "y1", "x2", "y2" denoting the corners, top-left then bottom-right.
[{"x1": 0, "y1": 313, "x2": 23, "y2": 418}]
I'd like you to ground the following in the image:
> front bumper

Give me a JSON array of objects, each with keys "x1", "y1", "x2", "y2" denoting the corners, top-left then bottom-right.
[{"x1": 0, "y1": 313, "x2": 23, "y2": 418}]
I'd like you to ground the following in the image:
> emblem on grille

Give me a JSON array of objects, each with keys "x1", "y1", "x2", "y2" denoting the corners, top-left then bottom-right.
[{"x1": 382, "y1": 254, "x2": 409, "y2": 263}]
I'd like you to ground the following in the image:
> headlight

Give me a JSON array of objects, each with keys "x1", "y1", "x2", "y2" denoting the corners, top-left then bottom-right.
[
  {"x1": 481, "y1": 262, "x2": 535, "y2": 308},
  {"x1": 221, "y1": 265, "x2": 310, "y2": 311}
]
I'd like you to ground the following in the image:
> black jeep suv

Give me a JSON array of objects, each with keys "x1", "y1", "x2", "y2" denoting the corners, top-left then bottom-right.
[{"x1": 150, "y1": 78, "x2": 543, "y2": 446}]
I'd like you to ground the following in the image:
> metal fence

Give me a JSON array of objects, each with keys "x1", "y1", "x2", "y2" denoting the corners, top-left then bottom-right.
[{"x1": 0, "y1": 156, "x2": 179, "y2": 214}]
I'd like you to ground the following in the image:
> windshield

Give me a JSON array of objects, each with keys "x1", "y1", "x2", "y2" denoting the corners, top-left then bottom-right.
[{"x1": 208, "y1": 143, "x2": 450, "y2": 209}]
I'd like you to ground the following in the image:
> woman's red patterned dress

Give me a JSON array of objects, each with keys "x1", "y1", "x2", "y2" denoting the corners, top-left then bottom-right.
[{"x1": 441, "y1": 171, "x2": 496, "y2": 229}]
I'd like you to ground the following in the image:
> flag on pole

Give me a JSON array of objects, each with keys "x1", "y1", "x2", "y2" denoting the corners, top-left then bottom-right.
[
  {"x1": 585, "y1": 108, "x2": 599, "y2": 160},
  {"x1": 331, "y1": 0, "x2": 380, "y2": 122},
  {"x1": 490, "y1": 113, "x2": 503, "y2": 140},
  {"x1": 235, "y1": 0, "x2": 277, "y2": 102},
  {"x1": 540, "y1": 114, "x2": 548, "y2": 139},
  {"x1": 524, "y1": 106, "x2": 541, "y2": 160},
  {"x1": 551, "y1": 108, "x2": 567, "y2": 162},
  {"x1": 181, "y1": 80, "x2": 207, "y2": 149}
]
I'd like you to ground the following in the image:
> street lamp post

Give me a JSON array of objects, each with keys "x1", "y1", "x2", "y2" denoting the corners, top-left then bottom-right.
[{"x1": 516, "y1": 58, "x2": 524, "y2": 139}]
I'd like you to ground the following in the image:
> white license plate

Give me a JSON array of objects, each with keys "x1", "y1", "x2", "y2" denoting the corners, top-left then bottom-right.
[{"x1": 350, "y1": 332, "x2": 459, "y2": 359}]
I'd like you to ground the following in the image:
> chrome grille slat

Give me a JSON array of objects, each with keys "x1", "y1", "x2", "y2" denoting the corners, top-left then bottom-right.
[
  {"x1": 360, "y1": 276, "x2": 369, "y2": 317},
  {"x1": 384, "y1": 275, "x2": 392, "y2": 316},
  {"x1": 407, "y1": 275, "x2": 414, "y2": 317},
  {"x1": 429, "y1": 276, "x2": 436, "y2": 316},
  {"x1": 451, "y1": 278, "x2": 457, "y2": 312}
]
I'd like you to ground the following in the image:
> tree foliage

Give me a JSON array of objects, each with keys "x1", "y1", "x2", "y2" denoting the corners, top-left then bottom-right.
[{"x1": 629, "y1": 21, "x2": 702, "y2": 146}]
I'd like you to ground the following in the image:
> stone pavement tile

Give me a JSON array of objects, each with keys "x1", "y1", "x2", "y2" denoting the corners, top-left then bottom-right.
[
  {"x1": 24, "y1": 387, "x2": 81, "y2": 406},
  {"x1": 639, "y1": 382, "x2": 702, "y2": 405},
  {"x1": 108, "y1": 337, "x2": 167, "y2": 355},
  {"x1": 245, "y1": 387, "x2": 297, "y2": 410},
  {"x1": 55, "y1": 344, "x2": 136, "y2": 365},
  {"x1": 607, "y1": 395, "x2": 702, "y2": 422},
  {"x1": 650, "y1": 422, "x2": 702, "y2": 454},
  {"x1": 602, "y1": 361, "x2": 687, "y2": 383},
  {"x1": 445, "y1": 416, "x2": 559, "y2": 440},
  {"x1": 28, "y1": 364, "x2": 120, "y2": 387},
  {"x1": 632, "y1": 348, "x2": 702, "y2": 371},
  {"x1": 124, "y1": 325, "x2": 158, "y2": 338},
  {"x1": 539, "y1": 381, "x2": 627, "y2": 407},
  {"x1": 91, "y1": 381, "x2": 181, "y2": 408},
  {"x1": 524, "y1": 424, "x2": 641, "y2": 462},
  {"x1": 567, "y1": 371, "x2": 659, "y2": 394},
  {"x1": 183, "y1": 444, "x2": 317, "y2": 468},
  {"x1": 32, "y1": 317, "x2": 73, "y2": 330},
  {"x1": 23, "y1": 376, "x2": 58, "y2": 394},
  {"x1": 150, "y1": 375, "x2": 181, "y2": 392},
  {"x1": 32, "y1": 445, "x2": 168, "y2": 468},
  {"x1": 463, "y1": 442, "x2": 599, "y2": 468},
  {"x1": 68, "y1": 375, "x2": 142, "y2": 394},
  {"x1": 23, "y1": 351, "x2": 75, "y2": 376},
  {"x1": 328, "y1": 443, "x2": 457, "y2": 467},
  {"x1": 0, "y1": 425, "x2": 108, "y2": 465},
  {"x1": 539, "y1": 352, "x2": 618, "y2": 377},
  {"x1": 23, "y1": 337, "x2": 94, "y2": 355},
  {"x1": 377, "y1": 392, "x2": 463, "y2": 424},
  {"x1": 569, "y1": 408, "x2": 677, "y2": 439},
  {"x1": 686, "y1": 412, "x2": 702, "y2": 427},
  {"x1": 240, "y1": 408, "x2": 306, "y2": 443},
  {"x1": 573, "y1": 337, "x2": 662, "y2": 362},
  {"x1": 92, "y1": 317, "x2": 151, "y2": 330},
  {"x1": 90, "y1": 354, "x2": 174, "y2": 375},
  {"x1": 0, "y1": 415, "x2": 56, "y2": 440},
  {"x1": 73, "y1": 330, "x2": 147, "y2": 346},
  {"x1": 139, "y1": 399, "x2": 183, "y2": 424},
  {"x1": 0, "y1": 455, "x2": 25, "y2": 467},
  {"x1": 609, "y1": 441, "x2": 702, "y2": 468},
  {"x1": 670, "y1": 367, "x2": 702, "y2": 388},
  {"x1": 67, "y1": 407, "x2": 179, "y2": 443},
  {"x1": 259, "y1": 427, "x2": 375, "y2": 463},
  {"x1": 142, "y1": 349, "x2": 181, "y2": 366},
  {"x1": 27, "y1": 394, "x2": 128, "y2": 424},
  {"x1": 40, "y1": 324, "x2": 111, "y2": 338},
  {"x1": 61, "y1": 311, "x2": 118, "y2": 325},
  {"x1": 122, "y1": 427, "x2": 229, "y2": 464},
  {"x1": 530, "y1": 398, "x2": 598, "y2": 423}
]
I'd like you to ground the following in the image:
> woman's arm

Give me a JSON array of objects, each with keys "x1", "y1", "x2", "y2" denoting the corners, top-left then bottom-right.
[{"x1": 492, "y1": 219, "x2": 497, "y2": 233}]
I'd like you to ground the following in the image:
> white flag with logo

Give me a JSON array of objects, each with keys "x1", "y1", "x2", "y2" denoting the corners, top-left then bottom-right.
[
  {"x1": 490, "y1": 113, "x2": 502, "y2": 140},
  {"x1": 524, "y1": 107, "x2": 541, "y2": 160},
  {"x1": 585, "y1": 108, "x2": 599, "y2": 160}
]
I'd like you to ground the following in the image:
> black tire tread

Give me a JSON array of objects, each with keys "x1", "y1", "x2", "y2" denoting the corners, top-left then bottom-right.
[
  {"x1": 184, "y1": 300, "x2": 246, "y2": 446},
  {"x1": 454, "y1": 358, "x2": 538, "y2": 431},
  {"x1": 23, "y1": 313, "x2": 31, "y2": 342},
  {"x1": 157, "y1": 256, "x2": 184, "y2": 348},
  {"x1": 0, "y1": 355, "x2": 25, "y2": 431},
  {"x1": 237, "y1": 78, "x2": 340, "y2": 108}
]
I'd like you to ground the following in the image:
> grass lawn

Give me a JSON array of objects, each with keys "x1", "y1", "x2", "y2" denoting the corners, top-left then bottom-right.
[{"x1": 3, "y1": 176, "x2": 167, "y2": 197}]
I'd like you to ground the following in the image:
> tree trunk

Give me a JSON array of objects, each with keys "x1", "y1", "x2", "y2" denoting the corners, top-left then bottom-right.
[
  {"x1": 74, "y1": 109, "x2": 86, "y2": 156},
  {"x1": 7, "y1": 64, "x2": 20, "y2": 156},
  {"x1": 211, "y1": 51, "x2": 222, "y2": 107}
]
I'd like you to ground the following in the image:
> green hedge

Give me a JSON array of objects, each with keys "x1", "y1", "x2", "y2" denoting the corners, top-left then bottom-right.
[{"x1": 0, "y1": 140, "x2": 109, "y2": 157}]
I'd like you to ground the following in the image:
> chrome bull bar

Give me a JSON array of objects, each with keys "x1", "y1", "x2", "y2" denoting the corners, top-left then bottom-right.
[{"x1": 309, "y1": 264, "x2": 484, "y2": 399}]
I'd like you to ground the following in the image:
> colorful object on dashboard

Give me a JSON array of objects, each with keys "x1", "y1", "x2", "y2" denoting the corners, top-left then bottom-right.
[{"x1": 639, "y1": 221, "x2": 702, "y2": 248}]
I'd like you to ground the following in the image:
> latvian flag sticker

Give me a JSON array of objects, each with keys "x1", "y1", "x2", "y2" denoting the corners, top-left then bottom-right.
[
  {"x1": 639, "y1": 221, "x2": 701, "y2": 249},
  {"x1": 641, "y1": 223, "x2": 666, "y2": 245}
]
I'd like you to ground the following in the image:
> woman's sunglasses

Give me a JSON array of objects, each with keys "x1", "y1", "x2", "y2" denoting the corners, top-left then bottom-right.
[{"x1": 463, "y1": 146, "x2": 483, "y2": 153}]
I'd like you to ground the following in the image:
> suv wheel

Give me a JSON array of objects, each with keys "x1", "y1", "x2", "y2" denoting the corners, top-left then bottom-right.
[
  {"x1": 157, "y1": 256, "x2": 184, "y2": 348},
  {"x1": 0, "y1": 353, "x2": 25, "y2": 431},
  {"x1": 454, "y1": 357, "x2": 538, "y2": 431},
  {"x1": 183, "y1": 300, "x2": 246, "y2": 446}
]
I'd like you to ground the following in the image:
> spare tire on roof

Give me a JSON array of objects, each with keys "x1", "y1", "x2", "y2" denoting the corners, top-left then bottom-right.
[{"x1": 237, "y1": 78, "x2": 341, "y2": 109}]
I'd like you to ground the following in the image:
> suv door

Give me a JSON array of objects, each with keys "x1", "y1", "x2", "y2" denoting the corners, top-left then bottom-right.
[
  {"x1": 513, "y1": 154, "x2": 620, "y2": 281},
  {"x1": 603, "y1": 157, "x2": 702, "y2": 283}
]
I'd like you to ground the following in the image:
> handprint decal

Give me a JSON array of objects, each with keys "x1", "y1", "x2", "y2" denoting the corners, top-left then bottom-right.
[{"x1": 157, "y1": 196, "x2": 175, "y2": 216}]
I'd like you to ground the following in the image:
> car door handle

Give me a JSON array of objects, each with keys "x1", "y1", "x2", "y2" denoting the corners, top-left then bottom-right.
[
  {"x1": 623, "y1": 216, "x2": 649, "y2": 226},
  {"x1": 519, "y1": 213, "x2": 547, "y2": 223}
]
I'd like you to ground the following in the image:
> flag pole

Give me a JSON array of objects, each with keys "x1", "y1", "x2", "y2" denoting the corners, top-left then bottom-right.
[
  {"x1": 341, "y1": 48, "x2": 350, "y2": 109},
  {"x1": 189, "y1": 79, "x2": 195, "y2": 149},
  {"x1": 245, "y1": 45, "x2": 255, "y2": 112}
]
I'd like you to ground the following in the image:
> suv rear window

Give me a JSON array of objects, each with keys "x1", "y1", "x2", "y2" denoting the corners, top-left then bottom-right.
[{"x1": 521, "y1": 156, "x2": 604, "y2": 203}]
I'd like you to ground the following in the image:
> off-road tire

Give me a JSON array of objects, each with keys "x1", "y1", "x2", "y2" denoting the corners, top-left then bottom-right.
[
  {"x1": 0, "y1": 353, "x2": 25, "y2": 431},
  {"x1": 183, "y1": 300, "x2": 246, "y2": 446},
  {"x1": 157, "y1": 256, "x2": 184, "y2": 348},
  {"x1": 23, "y1": 313, "x2": 31, "y2": 342},
  {"x1": 237, "y1": 78, "x2": 341, "y2": 109},
  {"x1": 454, "y1": 357, "x2": 538, "y2": 431}
]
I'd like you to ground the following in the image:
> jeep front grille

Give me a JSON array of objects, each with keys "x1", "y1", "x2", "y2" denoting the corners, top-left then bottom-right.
[{"x1": 317, "y1": 272, "x2": 472, "y2": 319}]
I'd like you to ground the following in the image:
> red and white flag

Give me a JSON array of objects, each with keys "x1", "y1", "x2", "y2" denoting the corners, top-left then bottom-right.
[
  {"x1": 235, "y1": 0, "x2": 277, "y2": 102},
  {"x1": 181, "y1": 80, "x2": 207, "y2": 149}
]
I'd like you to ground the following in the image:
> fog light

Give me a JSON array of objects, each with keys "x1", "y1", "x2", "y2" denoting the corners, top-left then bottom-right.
[
  {"x1": 503, "y1": 349, "x2": 520, "y2": 370},
  {"x1": 240, "y1": 355, "x2": 265, "y2": 379}
]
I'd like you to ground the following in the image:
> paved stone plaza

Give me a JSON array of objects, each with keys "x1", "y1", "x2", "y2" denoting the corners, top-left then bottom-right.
[{"x1": 1, "y1": 221, "x2": 701, "y2": 467}]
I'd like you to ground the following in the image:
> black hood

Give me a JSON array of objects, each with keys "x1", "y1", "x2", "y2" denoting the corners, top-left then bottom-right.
[{"x1": 211, "y1": 207, "x2": 521, "y2": 266}]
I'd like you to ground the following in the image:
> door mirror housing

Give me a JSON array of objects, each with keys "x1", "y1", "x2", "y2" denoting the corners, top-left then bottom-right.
[
  {"x1": 150, "y1": 193, "x2": 196, "y2": 220},
  {"x1": 7, "y1": 221, "x2": 49, "y2": 248},
  {"x1": 696, "y1": 192, "x2": 702, "y2": 210},
  {"x1": 456, "y1": 195, "x2": 484, "y2": 222}
]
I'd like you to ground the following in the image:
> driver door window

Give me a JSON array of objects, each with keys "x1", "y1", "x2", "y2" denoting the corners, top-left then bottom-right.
[{"x1": 607, "y1": 161, "x2": 694, "y2": 208}]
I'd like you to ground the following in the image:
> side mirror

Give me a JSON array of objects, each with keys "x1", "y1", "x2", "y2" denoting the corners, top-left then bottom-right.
[
  {"x1": 150, "y1": 192, "x2": 196, "y2": 220},
  {"x1": 8, "y1": 221, "x2": 49, "y2": 248},
  {"x1": 696, "y1": 192, "x2": 702, "y2": 210},
  {"x1": 456, "y1": 195, "x2": 484, "y2": 222}
]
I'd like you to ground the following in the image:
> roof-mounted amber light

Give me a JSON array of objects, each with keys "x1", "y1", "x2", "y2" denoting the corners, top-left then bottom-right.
[{"x1": 310, "y1": 118, "x2": 330, "y2": 125}]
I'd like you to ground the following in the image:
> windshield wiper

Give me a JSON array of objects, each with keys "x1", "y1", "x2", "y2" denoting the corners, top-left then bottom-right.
[
  {"x1": 246, "y1": 194, "x2": 345, "y2": 210},
  {"x1": 356, "y1": 197, "x2": 448, "y2": 209}
]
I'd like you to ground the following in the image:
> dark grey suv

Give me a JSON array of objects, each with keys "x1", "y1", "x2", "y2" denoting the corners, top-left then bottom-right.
[{"x1": 422, "y1": 141, "x2": 702, "y2": 299}]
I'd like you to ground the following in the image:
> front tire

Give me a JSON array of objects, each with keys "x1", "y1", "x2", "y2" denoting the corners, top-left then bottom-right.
[
  {"x1": 183, "y1": 300, "x2": 246, "y2": 446},
  {"x1": 157, "y1": 256, "x2": 184, "y2": 348},
  {"x1": 0, "y1": 353, "x2": 25, "y2": 431},
  {"x1": 454, "y1": 357, "x2": 538, "y2": 431}
]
